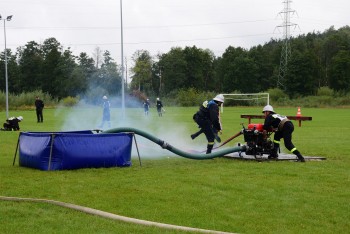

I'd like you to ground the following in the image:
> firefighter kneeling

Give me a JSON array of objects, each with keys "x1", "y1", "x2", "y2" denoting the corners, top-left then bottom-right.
[{"x1": 2, "y1": 116, "x2": 23, "y2": 131}]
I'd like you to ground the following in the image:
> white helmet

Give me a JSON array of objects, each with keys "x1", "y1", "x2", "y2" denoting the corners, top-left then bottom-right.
[
  {"x1": 103, "y1": 96, "x2": 108, "y2": 100},
  {"x1": 262, "y1": 105, "x2": 274, "y2": 113},
  {"x1": 17, "y1": 116, "x2": 23, "y2": 121},
  {"x1": 213, "y1": 94, "x2": 224, "y2": 103}
]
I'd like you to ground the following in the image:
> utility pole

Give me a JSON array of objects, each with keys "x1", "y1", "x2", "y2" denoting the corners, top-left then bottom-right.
[
  {"x1": 120, "y1": 0, "x2": 125, "y2": 116},
  {"x1": 276, "y1": 0, "x2": 298, "y2": 89},
  {"x1": 125, "y1": 57, "x2": 128, "y2": 86}
]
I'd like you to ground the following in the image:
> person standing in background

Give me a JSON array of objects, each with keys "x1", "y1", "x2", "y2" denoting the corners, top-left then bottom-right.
[
  {"x1": 99, "y1": 96, "x2": 111, "y2": 128},
  {"x1": 156, "y1": 97, "x2": 163, "y2": 117},
  {"x1": 143, "y1": 98, "x2": 150, "y2": 116},
  {"x1": 35, "y1": 96, "x2": 44, "y2": 123}
]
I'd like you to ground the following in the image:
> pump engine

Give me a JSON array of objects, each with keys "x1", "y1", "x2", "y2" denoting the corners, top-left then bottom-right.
[{"x1": 241, "y1": 123, "x2": 274, "y2": 159}]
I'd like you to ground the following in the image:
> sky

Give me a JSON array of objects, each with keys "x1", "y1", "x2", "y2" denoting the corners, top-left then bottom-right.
[{"x1": 1, "y1": 0, "x2": 349, "y2": 65}]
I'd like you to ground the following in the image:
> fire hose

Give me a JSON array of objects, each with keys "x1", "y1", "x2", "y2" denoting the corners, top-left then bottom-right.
[
  {"x1": 103, "y1": 127, "x2": 246, "y2": 160},
  {"x1": 212, "y1": 131, "x2": 242, "y2": 150}
]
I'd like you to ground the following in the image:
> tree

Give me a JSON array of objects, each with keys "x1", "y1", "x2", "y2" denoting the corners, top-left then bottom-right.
[
  {"x1": 54, "y1": 49, "x2": 80, "y2": 98},
  {"x1": 78, "y1": 52, "x2": 97, "y2": 88},
  {"x1": 41, "y1": 38, "x2": 63, "y2": 97},
  {"x1": 17, "y1": 41, "x2": 43, "y2": 92},
  {"x1": 284, "y1": 50, "x2": 319, "y2": 97},
  {"x1": 93, "y1": 46, "x2": 103, "y2": 69},
  {"x1": 98, "y1": 50, "x2": 121, "y2": 95},
  {"x1": 216, "y1": 46, "x2": 248, "y2": 93},
  {"x1": 130, "y1": 50, "x2": 154, "y2": 95},
  {"x1": 0, "y1": 49, "x2": 20, "y2": 93},
  {"x1": 329, "y1": 50, "x2": 350, "y2": 93}
]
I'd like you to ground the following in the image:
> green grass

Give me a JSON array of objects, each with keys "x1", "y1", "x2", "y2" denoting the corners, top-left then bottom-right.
[{"x1": 0, "y1": 106, "x2": 349, "y2": 234}]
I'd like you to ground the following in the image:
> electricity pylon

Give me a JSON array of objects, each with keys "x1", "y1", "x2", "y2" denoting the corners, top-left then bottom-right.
[{"x1": 276, "y1": 0, "x2": 298, "y2": 88}]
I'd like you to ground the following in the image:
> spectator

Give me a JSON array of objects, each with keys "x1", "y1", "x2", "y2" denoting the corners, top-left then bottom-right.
[{"x1": 35, "y1": 96, "x2": 44, "y2": 123}]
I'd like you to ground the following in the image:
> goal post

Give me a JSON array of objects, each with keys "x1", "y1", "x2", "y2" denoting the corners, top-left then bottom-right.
[{"x1": 221, "y1": 93, "x2": 270, "y2": 112}]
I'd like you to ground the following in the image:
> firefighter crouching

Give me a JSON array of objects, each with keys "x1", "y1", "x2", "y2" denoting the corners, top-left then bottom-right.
[
  {"x1": 2, "y1": 116, "x2": 23, "y2": 131},
  {"x1": 262, "y1": 105, "x2": 305, "y2": 162},
  {"x1": 192, "y1": 94, "x2": 224, "y2": 154}
]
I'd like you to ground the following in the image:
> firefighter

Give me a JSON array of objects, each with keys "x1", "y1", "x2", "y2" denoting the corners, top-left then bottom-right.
[
  {"x1": 143, "y1": 99, "x2": 150, "y2": 116},
  {"x1": 156, "y1": 97, "x2": 163, "y2": 117},
  {"x1": 192, "y1": 94, "x2": 224, "y2": 154},
  {"x1": 3, "y1": 116, "x2": 23, "y2": 131},
  {"x1": 99, "y1": 96, "x2": 111, "y2": 128},
  {"x1": 262, "y1": 105, "x2": 305, "y2": 162}
]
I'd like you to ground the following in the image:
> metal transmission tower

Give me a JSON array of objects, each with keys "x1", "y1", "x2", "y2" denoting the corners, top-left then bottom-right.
[{"x1": 276, "y1": 0, "x2": 298, "y2": 88}]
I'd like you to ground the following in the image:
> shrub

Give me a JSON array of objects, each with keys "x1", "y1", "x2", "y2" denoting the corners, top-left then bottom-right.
[
  {"x1": 317, "y1": 87, "x2": 334, "y2": 96},
  {"x1": 60, "y1": 96, "x2": 79, "y2": 107},
  {"x1": 267, "y1": 88, "x2": 289, "y2": 103},
  {"x1": 176, "y1": 88, "x2": 215, "y2": 106},
  {"x1": 0, "y1": 90, "x2": 57, "y2": 110}
]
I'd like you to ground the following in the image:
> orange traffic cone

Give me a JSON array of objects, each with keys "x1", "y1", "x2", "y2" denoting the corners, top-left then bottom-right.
[{"x1": 297, "y1": 107, "x2": 302, "y2": 117}]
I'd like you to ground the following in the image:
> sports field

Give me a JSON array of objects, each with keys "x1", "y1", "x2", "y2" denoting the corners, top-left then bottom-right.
[{"x1": 0, "y1": 106, "x2": 349, "y2": 233}]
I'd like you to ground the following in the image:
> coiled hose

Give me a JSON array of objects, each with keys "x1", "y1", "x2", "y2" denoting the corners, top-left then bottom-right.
[{"x1": 103, "y1": 127, "x2": 246, "y2": 160}]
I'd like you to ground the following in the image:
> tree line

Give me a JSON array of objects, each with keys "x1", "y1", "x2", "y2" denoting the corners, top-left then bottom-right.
[
  {"x1": 0, "y1": 38, "x2": 121, "y2": 103},
  {"x1": 0, "y1": 26, "x2": 349, "y2": 104}
]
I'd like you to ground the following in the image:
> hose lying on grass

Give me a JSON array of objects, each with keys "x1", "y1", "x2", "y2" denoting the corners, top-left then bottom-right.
[
  {"x1": 102, "y1": 127, "x2": 246, "y2": 160},
  {"x1": 0, "y1": 196, "x2": 237, "y2": 234}
]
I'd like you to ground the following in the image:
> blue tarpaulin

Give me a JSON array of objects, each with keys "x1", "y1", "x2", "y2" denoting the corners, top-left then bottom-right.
[{"x1": 18, "y1": 131, "x2": 132, "y2": 171}]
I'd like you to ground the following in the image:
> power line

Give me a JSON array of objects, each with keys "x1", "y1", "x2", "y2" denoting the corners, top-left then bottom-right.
[{"x1": 6, "y1": 18, "x2": 277, "y2": 31}]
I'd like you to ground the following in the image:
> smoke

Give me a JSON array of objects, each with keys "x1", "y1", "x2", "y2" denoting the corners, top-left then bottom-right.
[{"x1": 56, "y1": 95, "x2": 207, "y2": 159}]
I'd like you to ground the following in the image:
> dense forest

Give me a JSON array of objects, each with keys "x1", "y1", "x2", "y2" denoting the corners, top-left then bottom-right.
[{"x1": 0, "y1": 26, "x2": 349, "y2": 104}]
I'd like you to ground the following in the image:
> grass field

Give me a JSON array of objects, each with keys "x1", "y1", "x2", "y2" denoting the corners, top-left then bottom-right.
[{"x1": 0, "y1": 106, "x2": 349, "y2": 234}]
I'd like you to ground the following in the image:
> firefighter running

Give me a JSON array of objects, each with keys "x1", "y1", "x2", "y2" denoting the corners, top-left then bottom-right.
[
  {"x1": 262, "y1": 105, "x2": 305, "y2": 162},
  {"x1": 192, "y1": 94, "x2": 224, "y2": 154}
]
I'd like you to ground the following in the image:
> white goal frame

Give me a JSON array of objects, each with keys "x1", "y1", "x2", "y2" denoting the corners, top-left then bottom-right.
[{"x1": 221, "y1": 93, "x2": 269, "y2": 112}]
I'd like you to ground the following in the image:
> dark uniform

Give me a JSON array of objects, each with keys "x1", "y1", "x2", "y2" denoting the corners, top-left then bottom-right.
[
  {"x1": 156, "y1": 99, "x2": 163, "y2": 117},
  {"x1": 143, "y1": 99, "x2": 150, "y2": 116},
  {"x1": 3, "y1": 117, "x2": 22, "y2": 131},
  {"x1": 99, "y1": 96, "x2": 111, "y2": 128},
  {"x1": 35, "y1": 97, "x2": 44, "y2": 123},
  {"x1": 193, "y1": 100, "x2": 222, "y2": 154},
  {"x1": 263, "y1": 113, "x2": 305, "y2": 162}
]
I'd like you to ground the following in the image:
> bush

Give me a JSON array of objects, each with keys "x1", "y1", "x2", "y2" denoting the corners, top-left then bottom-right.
[
  {"x1": 0, "y1": 90, "x2": 57, "y2": 110},
  {"x1": 317, "y1": 87, "x2": 334, "y2": 96},
  {"x1": 267, "y1": 88, "x2": 289, "y2": 103},
  {"x1": 175, "y1": 88, "x2": 215, "y2": 106},
  {"x1": 60, "y1": 96, "x2": 79, "y2": 107}
]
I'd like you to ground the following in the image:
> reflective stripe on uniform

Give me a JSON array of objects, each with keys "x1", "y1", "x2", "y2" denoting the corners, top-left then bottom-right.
[
  {"x1": 273, "y1": 140, "x2": 280, "y2": 144},
  {"x1": 291, "y1": 147, "x2": 297, "y2": 152},
  {"x1": 208, "y1": 142, "x2": 215, "y2": 145}
]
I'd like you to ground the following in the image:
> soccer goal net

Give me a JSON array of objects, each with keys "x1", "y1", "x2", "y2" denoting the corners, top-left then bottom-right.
[{"x1": 221, "y1": 93, "x2": 269, "y2": 112}]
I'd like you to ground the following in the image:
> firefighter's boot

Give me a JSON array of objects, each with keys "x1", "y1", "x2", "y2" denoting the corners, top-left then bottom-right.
[
  {"x1": 294, "y1": 150, "x2": 305, "y2": 162},
  {"x1": 206, "y1": 143, "x2": 214, "y2": 154},
  {"x1": 191, "y1": 129, "x2": 203, "y2": 140},
  {"x1": 268, "y1": 144, "x2": 279, "y2": 159}
]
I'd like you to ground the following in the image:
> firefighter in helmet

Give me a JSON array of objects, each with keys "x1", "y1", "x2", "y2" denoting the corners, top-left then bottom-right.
[
  {"x1": 262, "y1": 105, "x2": 305, "y2": 162},
  {"x1": 3, "y1": 116, "x2": 23, "y2": 131},
  {"x1": 192, "y1": 94, "x2": 224, "y2": 154}
]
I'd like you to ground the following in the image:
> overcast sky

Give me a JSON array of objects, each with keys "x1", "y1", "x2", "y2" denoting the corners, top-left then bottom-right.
[{"x1": 1, "y1": 0, "x2": 349, "y2": 64}]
